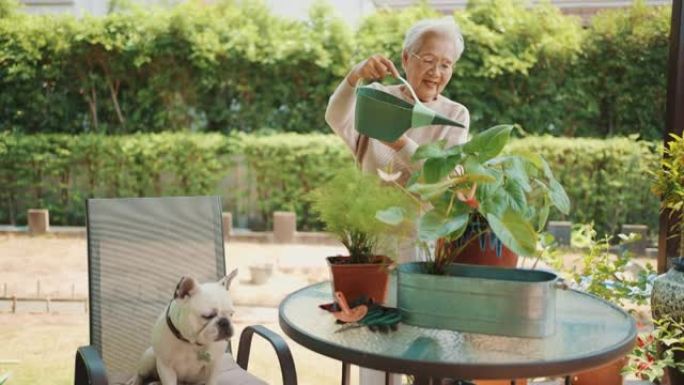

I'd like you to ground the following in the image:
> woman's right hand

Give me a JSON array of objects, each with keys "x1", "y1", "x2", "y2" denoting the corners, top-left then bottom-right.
[{"x1": 346, "y1": 54, "x2": 400, "y2": 86}]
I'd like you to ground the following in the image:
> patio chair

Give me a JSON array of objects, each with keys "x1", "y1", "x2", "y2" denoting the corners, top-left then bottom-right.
[{"x1": 74, "y1": 196, "x2": 297, "y2": 385}]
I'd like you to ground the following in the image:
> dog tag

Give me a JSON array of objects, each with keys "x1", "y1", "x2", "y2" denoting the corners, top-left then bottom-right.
[{"x1": 197, "y1": 350, "x2": 212, "y2": 363}]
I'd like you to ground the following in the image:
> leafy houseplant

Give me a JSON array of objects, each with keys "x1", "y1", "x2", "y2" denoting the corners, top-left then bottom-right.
[
  {"x1": 380, "y1": 125, "x2": 570, "y2": 274},
  {"x1": 309, "y1": 167, "x2": 415, "y2": 302}
]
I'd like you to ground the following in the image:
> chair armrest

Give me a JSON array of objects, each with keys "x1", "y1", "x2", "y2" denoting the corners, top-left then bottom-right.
[
  {"x1": 236, "y1": 325, "x2": 297, "y2": 385},
  {"x1": 74, "y1": 345, "x2": 108, "y2": 385}
]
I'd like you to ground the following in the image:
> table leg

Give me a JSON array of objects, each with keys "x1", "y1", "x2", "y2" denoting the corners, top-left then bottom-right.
[{"x1": 341, "y1": 362, "x2": 350, "y2": 385}]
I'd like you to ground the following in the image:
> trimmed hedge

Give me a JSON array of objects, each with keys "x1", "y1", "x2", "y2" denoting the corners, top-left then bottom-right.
[
  {"x1": 0, "y1": 133, "x2": 660, "y2": 236},
  {"x1": 0, "y1": 1, "x2": 671, "y2": 139},
  {"x1": 0, "y1": 132, "x2": 236, "y2": 225}
]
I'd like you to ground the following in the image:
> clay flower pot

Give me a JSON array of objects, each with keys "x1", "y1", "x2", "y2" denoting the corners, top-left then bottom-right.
[{"x1": 327, "y1": 255, "x2": 392, "y2": 304}]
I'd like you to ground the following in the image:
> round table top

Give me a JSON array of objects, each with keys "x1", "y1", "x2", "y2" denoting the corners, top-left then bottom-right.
[{"x1": 278, "y1": 281, "x2": 637, "y2": 380}]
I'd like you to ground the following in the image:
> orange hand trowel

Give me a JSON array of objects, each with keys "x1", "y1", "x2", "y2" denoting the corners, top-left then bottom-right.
[{"x1": 333, "y1": 291, "x2": 368, "y2": 323}]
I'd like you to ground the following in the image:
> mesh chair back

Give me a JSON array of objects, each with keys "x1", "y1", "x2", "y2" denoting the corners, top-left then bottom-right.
[{"x1": 86, "y1": 196, "x2": 226, "y2": 377}]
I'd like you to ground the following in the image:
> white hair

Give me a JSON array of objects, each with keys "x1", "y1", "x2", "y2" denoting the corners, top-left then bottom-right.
[{"x1": 403, "y1": 17, "x2": 465, "y2": 61}]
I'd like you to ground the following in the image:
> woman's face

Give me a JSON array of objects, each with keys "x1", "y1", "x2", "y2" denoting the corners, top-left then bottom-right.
[{"x1": 402, "y1": 32, "x2": 456, "y2": 102}]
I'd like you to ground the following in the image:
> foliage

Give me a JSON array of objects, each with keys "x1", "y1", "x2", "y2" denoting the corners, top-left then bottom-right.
[
  {"x1": 652, "y1": 133, "x2": 684, "y2": 255},
  {"x1": 545, "y1": 224, "x2": 655, "y2": 307},
  {"x1": 0, "y1": 372, "x2": 9, "y2": 385},
  {"x1": 0, "y1": 0, "x2": 18, "y2": 18},
  {"x1": 575, "y1": 2, "x2": 671, "y2": 138},
  {"x1": 0, "y1": 133, "x2": 662, "y2": 233},
  {"x1": 378, "y1": 125, "x2": 569, "y2": 274},
  {"x1": 239, "y1": 132, "x2": 352, "y2": 230},
  {"x1": 450, "y1": 0, "x2": 585, "y2": 136},
  {"x1": 0, "y1": 1, "x2": 671, "y2": 139},
  {"x1": 623, "y1": 315, "x2": 684, "y2": 383},
  {"x1": 509, "y1": 135, "x2": 661, "y2": 237},
  {"x1": 0, "y1": 1, "x2": 352, "y2": 134},
  {"x1": 308, "y1": 167, "x2": 416, "y2": 263},
  {"x1": 0, "y1": 132, "x2": 236, "y2": 225}
]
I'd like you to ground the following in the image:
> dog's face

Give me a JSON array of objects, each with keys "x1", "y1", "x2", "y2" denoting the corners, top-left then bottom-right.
[{"x1": 172, "y1": 269, "x2": 237, "y2": 345}]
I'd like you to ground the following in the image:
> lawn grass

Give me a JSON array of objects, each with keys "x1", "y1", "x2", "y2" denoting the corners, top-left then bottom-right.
[{"x1": 0, "y1": 313, "x2": 356, "y2": 385}]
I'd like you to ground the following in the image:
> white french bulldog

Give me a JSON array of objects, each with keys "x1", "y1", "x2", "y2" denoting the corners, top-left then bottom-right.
[{"x1": 129, "y1": 269, "x2": 238, "y2": 385}]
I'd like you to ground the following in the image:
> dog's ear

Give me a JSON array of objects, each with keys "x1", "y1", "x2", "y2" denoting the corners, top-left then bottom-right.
[
  {"x1": 175, "y1": 276, "x2": 199, "y2": 299},
  {"x1": 219, "y1": 269, "x2": 238, "y2": 291}
]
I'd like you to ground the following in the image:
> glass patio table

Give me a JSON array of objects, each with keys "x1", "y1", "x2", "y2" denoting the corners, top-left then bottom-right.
[{"x1": 278, "y1": 281, "x2": 637, "y2": 384}]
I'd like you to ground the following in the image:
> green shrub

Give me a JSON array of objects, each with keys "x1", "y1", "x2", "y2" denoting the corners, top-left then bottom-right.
[
  {"x1": 0, "y1": 133, "x2": 662, "y2": 237},
  {"x1": 0, "y1": 1, "x2": 672, "y2": 139},
  {"x1": 575, "y1": 2, "x2": 671, "y2": 138},
  {"x1": 240, "y1": 133, "x2": 352, "y2": 230},
  {"x1": 508, "y1": 135, "x2": 661, "y2": 236},
  {"x1": 0, "y1": 132, "x2": 236, "y2": 225}
]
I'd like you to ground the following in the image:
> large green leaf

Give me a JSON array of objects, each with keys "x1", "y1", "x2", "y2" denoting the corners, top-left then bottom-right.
[
  {"x1": 537, "y1": 197, "x2": 551, "y2": 231},
  {"x1": 375, "y1": 206, "x2": 406, "y2": 226},
  {"x1": 423, "y1": 156, "x2": 459, "y2": 183},
  {"x1": 418, "y1": 210, "x2": 469, "y2": 241},
  {"x1": 486, "y1": 210, "x2": 538, "y2": 257},
  {"x1": 503, "y1": 157, "x2": 532, "y2": 192},
  {"x1": 509, "y1": 149, "x2": 544, "y2": 170},
  {"x1": 549, "y1": 178, "x2": 570, "y2": 215},
  {"x1": 412, "y1": 140, "x2": 447, "y2": 161},
  {"x1": 463, "y1": 125, "x2": 513, "y2": 161},
  {"x1": 502, "y1": 178, "x2": 527, "y2": 212},
  {"x1": 407, "y1": 178, "x2": 453, "y2": 200}
]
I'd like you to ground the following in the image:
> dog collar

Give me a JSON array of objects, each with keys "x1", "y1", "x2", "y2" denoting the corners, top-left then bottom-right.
[{"x1": 165, "y1": 302, "x2": 204, "y2": 347}]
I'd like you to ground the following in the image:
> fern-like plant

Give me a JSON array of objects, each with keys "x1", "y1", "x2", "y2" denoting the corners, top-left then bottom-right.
[{"x1": 308, "y1": 167, "x2": 416, "y2": 264}]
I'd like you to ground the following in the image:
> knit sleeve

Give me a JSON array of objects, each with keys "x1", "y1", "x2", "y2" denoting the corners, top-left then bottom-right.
[{"x1": 325, "y1": 78, "x2": 360, "y2": 154}]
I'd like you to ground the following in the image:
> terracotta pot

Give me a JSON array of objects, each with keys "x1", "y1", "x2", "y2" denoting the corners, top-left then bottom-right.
[
  {"x1": 570, "y1": 357, "x2": 626, "y2": 385},
  {"x1": 327, "y1": 255, "x2": 391, "y2": 304},
  {"x1": 452, "y1": 232, "x2": 518, "y2": 268}
]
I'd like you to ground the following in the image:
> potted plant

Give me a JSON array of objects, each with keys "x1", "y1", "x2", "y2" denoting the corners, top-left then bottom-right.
[
  {"x1": 649, "y1": 132, "x2": 684, "y2": 384},
  {"x1": 542, "y1": 224, "x2": 656, "y2": 385},
  {"x1": 623, "y1": 314, "x2": 684, "y2": 384},
  {"x1": 308, "y1": 166, "x2": 416, "y2": 304},
  {"x1": 379, "y1": 124, "x2": 570, "y2": 273}
]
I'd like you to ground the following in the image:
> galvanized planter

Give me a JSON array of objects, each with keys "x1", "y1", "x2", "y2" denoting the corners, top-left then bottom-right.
[{"x1": 397, "y1": 262, "x2": 560, "y2": 338}]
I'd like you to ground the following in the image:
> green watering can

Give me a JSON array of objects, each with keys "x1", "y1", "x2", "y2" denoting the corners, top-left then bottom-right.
[{"x1": 355, "y1": 76, "x2": 465, "y2": 142}]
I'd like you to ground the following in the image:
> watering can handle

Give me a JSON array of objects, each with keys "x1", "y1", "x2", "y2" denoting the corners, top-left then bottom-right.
[{"x1": 396, "y1": 76, "x2": 423, "y2": 107}]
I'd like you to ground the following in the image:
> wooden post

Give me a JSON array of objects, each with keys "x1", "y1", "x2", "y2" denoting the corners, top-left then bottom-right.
[
  {"x1": 27, "y1": 209, "x2": 50, "y2": 234},
  {"x1": 11, "y1": 295, "x2": 16, "y2": 313},
  {"x1": 46, "y1": 297, "x2": 51, "y2": 313},
  {"x1": 659, "y1": 0, "x2": 684, "y2": 274},
  {"x1": 273, "y1": 211, "x2": 297, "y2": 243}
]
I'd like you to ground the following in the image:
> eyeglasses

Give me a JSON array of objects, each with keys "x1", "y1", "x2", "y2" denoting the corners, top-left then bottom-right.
[{"x1": 411, "y1": 52, "x2": 454, "y2": 73}]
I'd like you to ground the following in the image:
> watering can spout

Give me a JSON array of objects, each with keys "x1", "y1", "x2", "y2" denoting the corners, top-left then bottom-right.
[{"x1": 354, "y1": 76, "x2": 465, "y2": 142}]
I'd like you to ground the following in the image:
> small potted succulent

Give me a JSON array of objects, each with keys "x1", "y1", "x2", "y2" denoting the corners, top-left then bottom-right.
[
  {"x1": 308, "y1": 167, "x2": 416, "y2": 303},
  {"x1": 379, "y1": 124, "x2": 570, "y2": 274}
]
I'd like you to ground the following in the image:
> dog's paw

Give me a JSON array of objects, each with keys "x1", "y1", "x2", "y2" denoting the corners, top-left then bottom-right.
[{"x1": 124, "y1": 375, "x2": 144, "y2": 385}]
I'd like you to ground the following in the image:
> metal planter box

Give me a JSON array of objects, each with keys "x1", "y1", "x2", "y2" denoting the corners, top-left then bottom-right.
[{"x1": 397, "y1": 262, "x2": 560, "y2": 338}]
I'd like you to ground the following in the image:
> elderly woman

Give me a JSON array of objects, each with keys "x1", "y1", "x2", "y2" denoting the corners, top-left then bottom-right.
[
  {"x1": 325, "y1": 17, "x2": 469, "y2": 187},
  {"x1": 325, "y1": 17, "x2": 469, "y2": 385}
]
